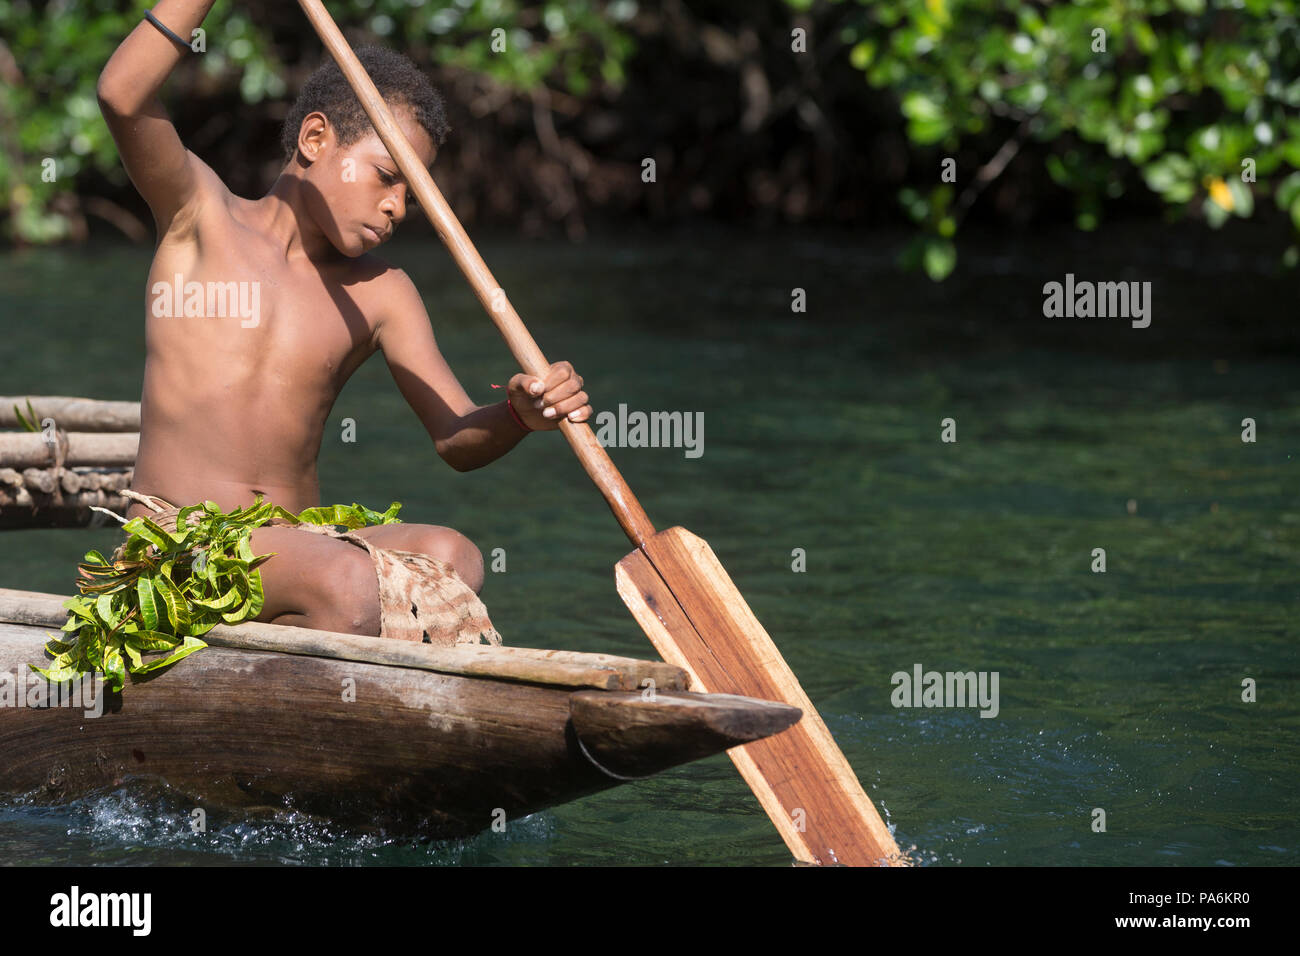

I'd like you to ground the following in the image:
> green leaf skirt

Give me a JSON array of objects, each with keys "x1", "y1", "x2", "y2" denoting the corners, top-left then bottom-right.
[{"x1": 34, "y1": 496, "x2": 403, "y2": 692}]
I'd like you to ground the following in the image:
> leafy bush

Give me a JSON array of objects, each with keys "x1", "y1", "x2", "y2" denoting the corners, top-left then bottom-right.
[{"x1": 823, "y1": 0, "x2": 1300, "y2": 277}]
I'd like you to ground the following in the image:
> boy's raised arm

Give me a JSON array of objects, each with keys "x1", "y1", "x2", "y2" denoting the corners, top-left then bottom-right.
[{"x1": 97, "y1": 1, "x2": 219, "y2": 233}]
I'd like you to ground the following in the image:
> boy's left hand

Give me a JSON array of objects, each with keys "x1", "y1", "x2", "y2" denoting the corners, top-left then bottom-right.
[{"x1": 508, "y1": 361, "x2": 591, "y2": 431}]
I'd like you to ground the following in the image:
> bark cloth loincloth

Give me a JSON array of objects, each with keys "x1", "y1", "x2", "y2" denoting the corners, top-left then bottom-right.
[{"x1": 114, "y1": 490, "x2": 502, "y2": 647}]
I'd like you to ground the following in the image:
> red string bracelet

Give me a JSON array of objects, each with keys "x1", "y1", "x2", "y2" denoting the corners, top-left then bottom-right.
[{"x1": 505, "y1": 398, "x2": 532, "y2": 433}]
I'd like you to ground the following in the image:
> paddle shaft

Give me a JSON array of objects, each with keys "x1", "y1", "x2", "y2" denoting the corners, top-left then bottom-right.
[{"x1": 296, "y1": 0, "x2": 653, "y2": 548}]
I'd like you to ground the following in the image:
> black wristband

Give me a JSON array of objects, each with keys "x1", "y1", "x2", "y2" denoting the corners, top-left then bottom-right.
[{"x1": 144, "y1": 9, "x2": 193, "y2": 52}]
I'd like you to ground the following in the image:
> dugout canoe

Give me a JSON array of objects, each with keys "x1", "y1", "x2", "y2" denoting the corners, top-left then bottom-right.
[{"x1": 0, "y1": 588, "x2": 800, "y2": 838}]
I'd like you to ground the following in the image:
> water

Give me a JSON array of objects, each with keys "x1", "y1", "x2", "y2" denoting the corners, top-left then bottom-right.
[{"x1": 1, "y1": 223, "x2": 1297, "y2": 865}]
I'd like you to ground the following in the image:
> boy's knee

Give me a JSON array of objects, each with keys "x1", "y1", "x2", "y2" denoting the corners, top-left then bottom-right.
[
  {"x1": 453, "y1": 535, "x2": 485, "y2": 594},
  {"x1": 431, "y1": 528, "x2": 484, "y2": 594}
]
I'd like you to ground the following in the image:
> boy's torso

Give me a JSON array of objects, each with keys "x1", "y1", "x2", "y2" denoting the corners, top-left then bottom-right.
[{"x1": 129, "y1": 168, "x2": 393, "y2": 519}]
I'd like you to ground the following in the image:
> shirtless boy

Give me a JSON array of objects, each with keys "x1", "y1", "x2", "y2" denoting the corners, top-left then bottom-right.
[{"x1": 98, "y1": 1, "x2": 591, "y2": 637}]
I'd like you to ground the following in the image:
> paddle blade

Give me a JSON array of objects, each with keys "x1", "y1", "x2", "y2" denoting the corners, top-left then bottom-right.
[{"x1": 615, "y1": 526, "x2": 903, "y2": 866}]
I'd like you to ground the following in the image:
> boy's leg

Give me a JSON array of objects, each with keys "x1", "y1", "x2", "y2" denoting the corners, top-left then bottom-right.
[{"x1": 250, "y1": 524, "x2": 382, "y2": 635}]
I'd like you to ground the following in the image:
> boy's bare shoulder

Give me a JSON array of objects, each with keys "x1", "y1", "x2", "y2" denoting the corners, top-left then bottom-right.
[
  {"x1": 310, "y1": 253, "x2": 424, "y2": 340},
  {"x1": 353, "y1": 257, "x2": 423, "y2": 317},
  {"x1": 342, "y1": 258, "x2": 431, "y2": 347}
]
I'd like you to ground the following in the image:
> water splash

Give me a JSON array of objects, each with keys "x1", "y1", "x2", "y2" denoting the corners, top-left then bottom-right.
[{"x1": 0, "y1": 786, "x2": 556, "y2": 866}]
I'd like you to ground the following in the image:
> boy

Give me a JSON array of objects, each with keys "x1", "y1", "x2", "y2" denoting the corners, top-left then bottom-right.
[{"x1": 97, "y1": 1, "x2": 590, "y2": 643}]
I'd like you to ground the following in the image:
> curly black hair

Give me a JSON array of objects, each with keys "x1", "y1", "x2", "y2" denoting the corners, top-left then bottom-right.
[{"x1": 280, "y1": 46, "x2": 450, "y2": 161}]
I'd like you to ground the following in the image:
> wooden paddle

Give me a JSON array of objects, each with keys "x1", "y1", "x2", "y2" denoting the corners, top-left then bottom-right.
[{"x1": 296, "y1": 0, "x2": 903, "y2": 867}]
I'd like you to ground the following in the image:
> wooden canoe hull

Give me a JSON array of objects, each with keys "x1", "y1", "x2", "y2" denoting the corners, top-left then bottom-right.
[{"x1": 0, "y1": 621, "x2": 799, "y2": 838}]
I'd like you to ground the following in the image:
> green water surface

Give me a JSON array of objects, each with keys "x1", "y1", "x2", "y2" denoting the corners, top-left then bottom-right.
[{"x1": 1, "y1": 224, "x2": 1296, "y2": 865}]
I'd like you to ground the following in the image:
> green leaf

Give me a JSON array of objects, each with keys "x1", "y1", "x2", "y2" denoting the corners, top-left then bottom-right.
[
  {"x1": 43, "y1": 633, "x2": 75, "y2": 654},
  {"x1": 121, "y1": 515, "x2": 171, "y2": 552},
  {"x1": 122, "y1": 641, "x2": 143, "y2": 670},
  {"x1": 849, "y1": 40, "x2": 875, "y2": 70},
  {"x1": 13, "y1": 399, "x2": 39, "y2": 433},
  {"x1": 192, "y1": 583, "x2": 242, "y2": 612},
  {"x1": 127, "y1": 630, "x2": 185, "y2": 652},
  {"x1": 243, "y1": 569, "x2": 265, "y2": 620},
  {"x1": 922, "y1": 237, "x2": 957, "y2": 281},
  {"x1": 133, "y1": 636, "x2": 207, "y2": 675},
  {"x1": 29, "y1": 663, "x2": 82, "y2": 683},
  {"x1": 153, "y1": 573, "x2": 191, "y2": 633},
  {"x1": 63, "y1": 599, "x2": 96, "y2": 623},
  {"x1": 176, "y1": 503, "x2": 205, "y2": 530},
  {"x1": 901, "y1": 91, "x2": 951, "y2": 145},
  {"x1": 102, "y1": 644, "x2": 125, "y2": 692},
  {"x1": 94, "y1": 593, "x2": 120, "y2": 630},
  {"x1": 1143, "y1": 153, "x2": 1196, "y2": 203},
  {"x1": 136, "y1": 576, "x2": 159, "y2": 631}
]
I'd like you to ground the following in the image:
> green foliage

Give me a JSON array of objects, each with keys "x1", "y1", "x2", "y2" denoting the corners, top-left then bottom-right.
[
  {"x1": 12, "y1": 398, "x2": 39, "y2": 432},
  {"x1": 830, "y1": 0, "x2": 1300, "y2": 278},
  {"x1": 0, "y1": 0, "x2": 637, "y2": 243},
  {"x1": 33, "y1": 495, "x2": 402, "y2": 691},
  {"x1": 0, "y1": 2, "x2": 134, "y2": 242},
  {"x1": 9, "y1": 0, "x2": 1300, "y2": 275},
  {"x1": 413, "y1": 0, "x2": 637, "y2": 94}
]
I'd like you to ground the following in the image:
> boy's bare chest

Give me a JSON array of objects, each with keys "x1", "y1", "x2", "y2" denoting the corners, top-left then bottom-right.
[{"x1": 146, "y1": 223, "x2": 381, "y2": 386}]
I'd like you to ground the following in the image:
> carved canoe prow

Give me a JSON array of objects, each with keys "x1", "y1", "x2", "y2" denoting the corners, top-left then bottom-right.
[{"x1": 571, "y1": 690, "x2": 801, "y2": 779}]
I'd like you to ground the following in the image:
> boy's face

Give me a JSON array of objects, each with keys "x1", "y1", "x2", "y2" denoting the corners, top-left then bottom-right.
[{"x1": 297, "y1": 105, "x2": 436, "y2": 257}]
